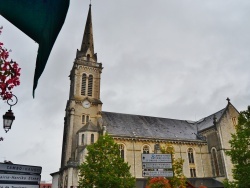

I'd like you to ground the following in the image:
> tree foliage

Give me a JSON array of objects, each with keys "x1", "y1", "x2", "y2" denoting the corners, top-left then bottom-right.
[
  {"x1": 225, "y1": 106, "x2": 250, "y2": 188},
  {"x1": 160, "y1": 144, "x2": 186, "y2": 188},
  {"x1": 78, "y1": 134, "x2": 135, "y2": 188}
]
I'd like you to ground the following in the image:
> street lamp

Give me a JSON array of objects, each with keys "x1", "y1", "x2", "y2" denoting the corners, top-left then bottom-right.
[
  {"x1": 2, "y1": 95, "x2": 17, "y2": 133},
  {"x1": 3, "y1": 109, "x2": 15, "y2": 132}
]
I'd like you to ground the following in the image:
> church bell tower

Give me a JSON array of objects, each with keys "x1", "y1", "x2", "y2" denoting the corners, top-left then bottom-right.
[{"x1": 59, "y1": 4, "x2": 103, "y2": 188}]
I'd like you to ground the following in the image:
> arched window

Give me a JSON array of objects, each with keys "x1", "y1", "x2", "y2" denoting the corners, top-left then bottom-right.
[
  {"x1": 64, "y1": 175, "x2": 68, "y2": 188},
  {"x1": 87, "y1": 54, "x2": 90, "y2": 61},
  {"x1": 211, "y1": 148, "x2": 220, "y2": 176},
  {"x1": 188, "y1": 148, "x2": 195, "y2": 164},
  {"x1": 118, "y1": 144, "x2": 125, "y2": 160},
  {"x1": 190, "y1": 168, "x2": 196, "y2": 177},
  {"x1": 91, "y1": 134, "x2": 94, "y2": 144},
  {"x1": 81, "y1": 134, "x2": 84, "y2": 145},
  {"x1": 143, "y1": 145, "x2": 150, "y2": 154},
  {"x1": 88, "y1": 75, "x2": 93, "y2": 96},
  {"x1": 81, "y1": 74, "x2": 87, "y2": 95}
]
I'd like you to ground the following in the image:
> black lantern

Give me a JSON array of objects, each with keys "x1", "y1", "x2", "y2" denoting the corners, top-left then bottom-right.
[
  {"x1": 2, "y1": 95, "x2": 18, "y2": 133},
  {"x1": 3, "y1": 110, "x2": 15, "y2": 133}
]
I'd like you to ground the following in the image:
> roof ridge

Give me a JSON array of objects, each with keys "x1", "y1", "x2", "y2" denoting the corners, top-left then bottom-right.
[
  {"x1": 102, "y1": 111, "x2": 192, "y2": 122},
  {"x1": 196, "y1": 107, "x2": 226, "y2": 124}
]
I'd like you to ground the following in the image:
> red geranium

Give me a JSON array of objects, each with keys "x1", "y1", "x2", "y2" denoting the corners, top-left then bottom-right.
[
  {"x1": 0, "y1": 27, "x2": 21, "y2": 100},
  {"x1": 146, "y1": 177, "x2": 171, "y2": 188}
]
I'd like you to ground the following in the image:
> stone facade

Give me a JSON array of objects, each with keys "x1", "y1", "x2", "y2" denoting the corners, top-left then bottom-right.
[{"x1": 51, "y1": 5, "x2": 239, "y2": 188}]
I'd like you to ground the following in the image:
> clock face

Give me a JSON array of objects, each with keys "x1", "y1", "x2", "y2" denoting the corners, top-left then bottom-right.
[{"x1": 82, "y1": 100, "x2": 91, "y2": 108}]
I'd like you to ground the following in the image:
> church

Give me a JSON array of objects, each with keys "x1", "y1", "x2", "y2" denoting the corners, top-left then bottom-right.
[{"x1": 51, "y1": 5, "x2": 239, "y2": 188}]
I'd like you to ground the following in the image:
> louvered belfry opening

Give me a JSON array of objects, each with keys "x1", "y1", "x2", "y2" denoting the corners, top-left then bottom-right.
[
  {"x1": 81, "y1": 74, "x2": 87, "y2": 95},
  {"x1": 88, "y1": 75, "x2": 93, "y2": 96}
]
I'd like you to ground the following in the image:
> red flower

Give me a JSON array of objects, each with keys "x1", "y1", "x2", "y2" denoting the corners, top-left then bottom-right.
[
  {"x1": 0, "y1": 27, "x2": 21, "y2": 100},
  {"x1": 146, "y1": 177, "x2": 171, "y2": 188}
]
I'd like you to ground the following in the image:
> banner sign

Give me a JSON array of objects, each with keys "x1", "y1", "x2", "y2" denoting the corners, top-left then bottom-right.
[
  {"x1": 0, "y1": 173, "x2": 41, "y2": 182},
  {"x1": 0, "y1": 163, "x2": 42, "y2": 174}
]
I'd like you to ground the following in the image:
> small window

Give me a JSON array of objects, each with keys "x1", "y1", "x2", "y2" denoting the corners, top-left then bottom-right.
[
  {"x1": 232, "y1": 117, "x2": 237, "y2": 127},
  {"x1": 82, "y1": 115, "x2": 85, "y2": 124},
  {"x1": 143, "y1": 145, "x2": 150, "y2": 154},
  {"x1": 81, "y1": 74, "x2": 87, "y2": 95},
  {"x1": 82, "y1": 134, "x2": 84, "y2": 145},
  {"x1": 88, "y1": 75, "x2": 93, "y2": 97},
  {"x1": 119, "y1": 144, "x2": 125, "y2": 160},
  {"x1": 87, "y1": 54, "x2": 90, "y2": 61},
  {"x1": 91, "y1": 134, "x2": 94, "y2": 144},
  {"x1": 190, "y1": 168, "x2": 196, "y2": 177},
  {"x1": 82, "y1": 115, "x2": 89, "y2": 124},
  {"x1": 188, "y1": 148, "x2": 195, "y2": 164}
]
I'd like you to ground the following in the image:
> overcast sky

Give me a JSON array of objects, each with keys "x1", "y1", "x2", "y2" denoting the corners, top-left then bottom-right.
[{"x1": 0, "y1": 0, "x2": 250, "y2": 182}]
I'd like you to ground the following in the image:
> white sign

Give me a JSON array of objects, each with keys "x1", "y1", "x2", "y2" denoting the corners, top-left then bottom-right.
[
  {"x1": 0, "y1": 173, "x2": 41, "y2": 182},
  {"x1": 142, "y1": 154, "x2": 172, "y2": 163},
  {"x1": 0, "y1": 184, "x2": 39, "y2": 188},
  {"x1": 142, "y1": 170, "x2": 174, "y2": 177},
  {"x1": 142, "y1": 163, "x2": 172, "y2": 169},
  {"x1": 0, "y1": 163, "x2": 42, "y2": 174}
]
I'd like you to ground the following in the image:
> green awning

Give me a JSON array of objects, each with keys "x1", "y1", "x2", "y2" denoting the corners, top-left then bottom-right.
[{"x1": 0, "y1": 0, "x2": 70, "y2": 96}]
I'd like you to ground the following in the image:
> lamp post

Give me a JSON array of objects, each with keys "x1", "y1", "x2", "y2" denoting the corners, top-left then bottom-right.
[{"x1": 2, "y1": 95, "x2": 18, "y2": 133}]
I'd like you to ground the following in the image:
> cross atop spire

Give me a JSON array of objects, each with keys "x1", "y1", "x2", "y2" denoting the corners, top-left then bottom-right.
[
  {"x1": 226, "y1": 97, "x2": 230, "y2": 103},
  {"x1": 80, "y1": 4, "x2": 95, "y2": 59}
]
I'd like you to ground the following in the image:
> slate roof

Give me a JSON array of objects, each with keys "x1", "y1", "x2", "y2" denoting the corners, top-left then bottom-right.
[
  {"x1": 77, "y1": 121, "x2": 100, "y2": 133},
  {"x1": 101, "y1": 105, "x2": 228, "y2": 141},
  {"x1": 196, "y1": 107, "x2": 226, "y2": 132},
  {"x1": 102, "y1": 111, "x2": 198, "y2": 141}
]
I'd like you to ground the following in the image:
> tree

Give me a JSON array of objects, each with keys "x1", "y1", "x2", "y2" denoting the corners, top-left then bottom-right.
[
  {"x1": 160, "y1": 144, "x2": 187, "y2": 188},
  {"x1": 225, "y1": 106, "x2": 250, "y2": 188},
  {"x1": 78, "y1": 134, "x2": 135, "y2": 188}
]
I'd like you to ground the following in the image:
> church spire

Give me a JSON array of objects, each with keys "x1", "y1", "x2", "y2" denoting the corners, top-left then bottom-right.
[{"x1": 80, "y1": 4, "x2": 95, "y2": 57}]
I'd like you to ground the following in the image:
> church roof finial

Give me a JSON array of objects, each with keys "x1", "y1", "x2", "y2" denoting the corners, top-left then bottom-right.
[
  {"x1": 226, "y1": 97, "x2": 230, "y2": 104},
  {"x1": 80, "y1": 4, "x2": 94, "y2": 56}
]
